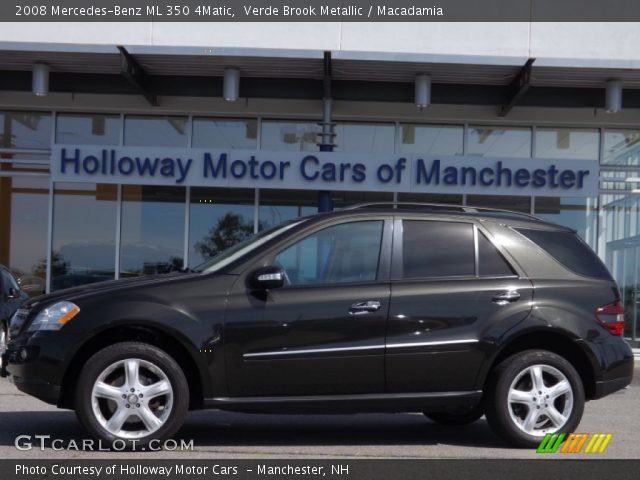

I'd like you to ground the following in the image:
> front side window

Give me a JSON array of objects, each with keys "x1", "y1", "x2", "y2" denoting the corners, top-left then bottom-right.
[
  {"x1": 401, "y1": 221, "x2": 474, "y2": 279},
  {"x1": 274, "y1": 221, "x2": 384, "y2": 286}
]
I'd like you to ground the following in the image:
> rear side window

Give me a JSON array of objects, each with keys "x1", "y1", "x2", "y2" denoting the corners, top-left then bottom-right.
[
  {"x1": 515, "y1": 228, "x2": 612, "y2": 279},
  {"x1": 401, "y1": 221, "x2": 474, "y2": 278},
  {"x1": 478, "y1": 232, "x2": 516, "y2": 277}
]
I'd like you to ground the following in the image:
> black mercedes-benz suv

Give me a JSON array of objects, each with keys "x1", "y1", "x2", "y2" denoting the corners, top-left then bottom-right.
[{"x1": 6, "y1": 203, "x2": 634, "y2": 448}]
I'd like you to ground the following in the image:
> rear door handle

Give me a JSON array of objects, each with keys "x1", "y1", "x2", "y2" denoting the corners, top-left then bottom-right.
[
  {"x1": 492, "y1": 290, "x2": 521, "y2": 305},
  {"x1": 349, "y1": 301, "x2": 382, "y2": 315}
]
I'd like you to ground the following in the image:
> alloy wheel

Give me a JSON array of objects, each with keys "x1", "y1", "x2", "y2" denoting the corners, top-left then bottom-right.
[
  {"x1": 507, "y1": 364, "x2": 573, "y2": 437},
  {"x1": 91, "y1": 358, "x2": 173, "y2": 439}
]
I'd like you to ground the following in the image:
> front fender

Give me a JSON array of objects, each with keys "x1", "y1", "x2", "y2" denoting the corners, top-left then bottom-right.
[{"x1": 62, "y1": 298, "x2": 220, "y2": 399}]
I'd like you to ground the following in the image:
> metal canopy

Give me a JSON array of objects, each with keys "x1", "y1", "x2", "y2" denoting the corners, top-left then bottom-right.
[{"x1": 2, "y1": 48, "x2": 640, "y2": 107}]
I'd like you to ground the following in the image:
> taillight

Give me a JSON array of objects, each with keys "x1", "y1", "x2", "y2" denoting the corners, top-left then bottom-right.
[{"x1": 595, "y1": 300, "x2": 626, "y2": 336}]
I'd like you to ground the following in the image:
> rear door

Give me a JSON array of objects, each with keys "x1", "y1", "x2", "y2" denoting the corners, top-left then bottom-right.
[{"x1": 386, "y1": 217, "x2": 533, "y2": 393}]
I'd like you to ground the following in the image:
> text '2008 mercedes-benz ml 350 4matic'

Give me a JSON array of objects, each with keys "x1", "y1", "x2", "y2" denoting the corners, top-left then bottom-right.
[{"x1": 5, "y1": 203, "x2": 634, "y2": 448}]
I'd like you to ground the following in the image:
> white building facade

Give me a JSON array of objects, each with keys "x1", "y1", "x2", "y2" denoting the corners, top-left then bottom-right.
[{"x1": 1, "y1": 22, "x2": 640, "y2": 342}]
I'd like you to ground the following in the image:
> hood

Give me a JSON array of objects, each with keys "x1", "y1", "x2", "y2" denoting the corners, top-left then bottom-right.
[{"x1": 26, "y1": 272, "x2": 205, "y2": 309}]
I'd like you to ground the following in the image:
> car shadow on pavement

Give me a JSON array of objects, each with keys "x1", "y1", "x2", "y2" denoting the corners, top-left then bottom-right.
[{"x1": 0, "y1": 410, "x2": 509, "y2": 449}]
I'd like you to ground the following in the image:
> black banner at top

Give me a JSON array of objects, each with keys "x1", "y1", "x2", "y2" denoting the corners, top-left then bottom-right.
[{"x1": 1, "y1": 0, "x2": 640, "y2": 22}]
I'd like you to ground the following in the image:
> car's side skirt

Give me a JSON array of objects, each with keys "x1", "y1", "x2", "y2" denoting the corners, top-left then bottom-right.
[{"x1": 203, "y1": 390, "x2": 482, "y2": 413}]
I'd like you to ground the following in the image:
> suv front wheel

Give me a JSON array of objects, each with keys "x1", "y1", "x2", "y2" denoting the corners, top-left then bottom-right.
[
  {"x1": 74, "y1": 342, "x2": 189, "y2": 448},
  {"x1": 484, "y1": 350, "x2": 585, "y2": 448}
]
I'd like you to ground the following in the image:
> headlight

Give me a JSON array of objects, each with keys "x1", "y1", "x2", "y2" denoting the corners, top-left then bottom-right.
[{"x1": 27, "y1": 301, "x2": 80, "y2": 332}]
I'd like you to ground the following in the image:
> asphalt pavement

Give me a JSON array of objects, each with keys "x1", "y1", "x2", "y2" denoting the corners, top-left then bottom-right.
[{"x1": 1, "y1": 358, "x2": 638, "y2": 459}]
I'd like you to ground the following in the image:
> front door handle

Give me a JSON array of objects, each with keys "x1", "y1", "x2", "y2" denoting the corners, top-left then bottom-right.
[
  {"x1": 349, "y1": 301, "x2": 381, "y2": 315},
  {"x1": 492, "y1": 290, "x2": 521, "y2": 305}
]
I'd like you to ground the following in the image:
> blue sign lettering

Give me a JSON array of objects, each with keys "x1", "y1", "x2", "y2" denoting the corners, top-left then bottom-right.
[
  {"x1": 414, "y1": 158, "x2": 589, "y2": 190},
  {"x1": 53, "y1": 146, "x2": 597, "y2": 198}
]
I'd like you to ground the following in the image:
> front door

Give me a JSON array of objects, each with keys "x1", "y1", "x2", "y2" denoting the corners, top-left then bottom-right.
[
  {"x1": 224, "y1": 218, "x2": 392, "y2": 396},
  {"x1": 386, "y1": 218, "x2": 533, "y2": 393}
]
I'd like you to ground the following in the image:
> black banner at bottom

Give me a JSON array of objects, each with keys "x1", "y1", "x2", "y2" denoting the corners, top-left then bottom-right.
[{"x1": 2, "y1": 459, "x2": 639, "y2": 480}]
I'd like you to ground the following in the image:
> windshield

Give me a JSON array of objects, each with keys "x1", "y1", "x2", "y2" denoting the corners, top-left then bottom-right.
[{"x1": 193, "y1": 219, "x2": 304, "y2": 274}]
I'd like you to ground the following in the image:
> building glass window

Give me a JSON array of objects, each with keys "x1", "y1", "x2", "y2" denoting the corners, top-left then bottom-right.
[
  {"x1": 0, "y1": 176, "x2": 49, "y2": 297},
  {"x1": 467, "y1": 194, "x2": 532, "y2": 213},
  {"x1": 120, "y1": 185, "x2": 186, "y2": 277},
  {"x1": 599, "y1": 195, "x2": 640, "y2": 340},
  {"x1": 332, "y1": 191, "x2": 394, "y2": 209},
  {"x1": 399, "y1": 124, "x2": 464, "y2": 155},
  {"x1": 51, "y1": 183, "x2": 117, "y2": 290},
  {"x1": 0, "y1": 111, "x2": 51, "y2": 150},
  {"x1": 468, "y1": 126, "x2": 531, "y2": 158},
  {"x1": 535, "y1": 128, "x2": 599, "y2": 161},
  {"x1": 261, "y1": 121, "x2": 320, "y2": 152},
  {"x1": 258, "y1": 188, "x2": 317, "y2": 230},
  {"x1": 398, "y1": 192, "x2": 463, "y2": 205},
  {"x1": 189, "y1": 187, "x2": 255, "y2": 268},
  {"x1": 602, "y1": 129, "x2": 640, "y2": 166},
  {"x1": 192, "y1": 118, "x2": 258, "y2": 149},
  {"x1": 534, "y1": 196, "x2": 598, "y2": 248},
  {"x1": 124, "y1": 116, "x2": 188, "y2": 147},
  {"x1": 334, "y1": 123, "x2": 395, "y2": 154},
  {"x1": 56, "y1": 113, "x2": 120, "y2": 145},
  {"x1": 600, "y1": 169, "x2": 639, "y2": 193}
]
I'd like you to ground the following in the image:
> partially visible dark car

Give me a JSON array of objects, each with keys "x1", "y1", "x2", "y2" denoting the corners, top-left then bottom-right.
[
  {"x1": 0, "y1": 265, "x2": 28, "y2": 374},
  {"x1": 5, "y1": 204, "x2": 635, "y2": 447}
]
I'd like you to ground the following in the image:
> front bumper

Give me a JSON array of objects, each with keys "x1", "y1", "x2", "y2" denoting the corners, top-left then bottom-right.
[{"x1": 6, "y1": 330, "x2": 78, "y2": 406}]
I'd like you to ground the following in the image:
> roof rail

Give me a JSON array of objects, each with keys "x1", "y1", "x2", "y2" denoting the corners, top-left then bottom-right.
[{"x1": 346, "y1": 202, "x2": 544, "y2": 222}]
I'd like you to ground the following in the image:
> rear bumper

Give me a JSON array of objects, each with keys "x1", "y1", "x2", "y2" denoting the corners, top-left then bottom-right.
[
  {"x1": 582, "y1": 335, "x2": 634, "y2": 400},
  {"x1": 593, "y1": 375, "x2": 632, "y2": 399}
]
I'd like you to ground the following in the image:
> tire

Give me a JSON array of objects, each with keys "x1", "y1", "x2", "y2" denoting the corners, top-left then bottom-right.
[
  {"x1": 0, "y1": 321, "x2": 7, "y2": 375},
  {"x1": 484, "y1": 349, "x2": 585, "y2": 448},
  {"x1": 74, "y1": 342, "x2": 189, "y2": 448},
  {"x1": 424, "y1": 405, "x2": 484, "y2": 426}
]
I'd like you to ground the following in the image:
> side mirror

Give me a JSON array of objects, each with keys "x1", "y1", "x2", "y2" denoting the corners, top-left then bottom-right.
[
  {"x1": 249, "y1": 266, "x2": 285, "y2": 290},
  {"x1": 7, "y1": 287, "x2": 18, "y2": 299}
]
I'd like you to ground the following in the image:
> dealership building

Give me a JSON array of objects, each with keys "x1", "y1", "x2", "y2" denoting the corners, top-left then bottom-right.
[{"x1": 0, "y1": 22, "x2": 640, "y2": 342}]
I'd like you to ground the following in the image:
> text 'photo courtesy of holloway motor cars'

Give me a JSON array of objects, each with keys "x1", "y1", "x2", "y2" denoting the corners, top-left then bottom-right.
[{"x1": 3, "y1": 203, "x2": 633, "y2": 449}]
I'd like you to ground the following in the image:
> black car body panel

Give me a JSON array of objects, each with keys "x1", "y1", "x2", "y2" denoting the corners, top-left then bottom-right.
[
  {"x1": 6, "y1": 207, "x2": 634, "y2": 417},
  {"x1": 0, "y1": 265, "x2": 28, "y2": 325},
  {"x1": 1, "y1": 265, "x2": 29, "y2": 373}
]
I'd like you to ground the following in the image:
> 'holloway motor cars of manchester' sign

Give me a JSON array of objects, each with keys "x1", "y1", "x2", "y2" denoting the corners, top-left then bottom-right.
[{"x1": 52, "y1": 145, "x2": 599, "y2": 197}]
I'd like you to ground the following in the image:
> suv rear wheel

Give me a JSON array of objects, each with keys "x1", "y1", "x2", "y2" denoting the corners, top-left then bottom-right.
[
  {"x1": 484, "y1": 349, "x2": 585, "y2": 448},
  {"x1": 74, "y1": 342, "x2": 189, "y2": 448}
]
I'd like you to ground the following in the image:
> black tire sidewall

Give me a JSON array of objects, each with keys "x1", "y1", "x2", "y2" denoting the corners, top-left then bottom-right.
[
  {"x1": 74, "y1": 342, "x2": 189, "y2": 449},
  {"x1": 0, "y1": 321, "x2": 7, "y2": 369},
  {"x1": 485, "y1": 349, "x2": 585, "y2": 448}
]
